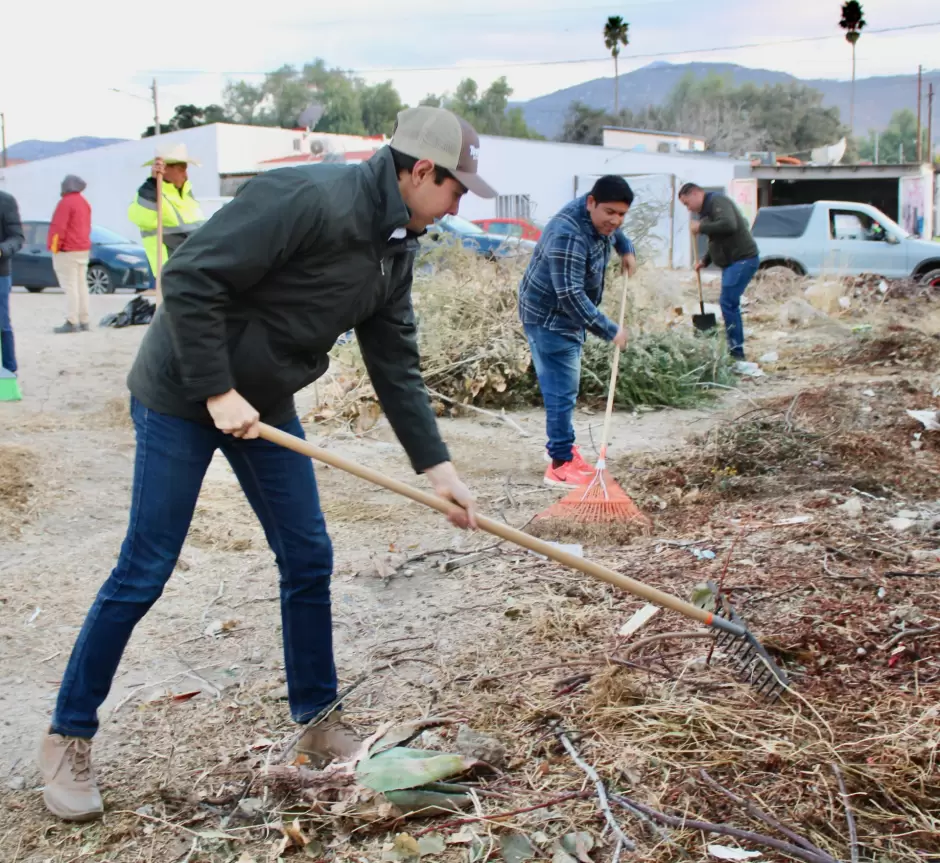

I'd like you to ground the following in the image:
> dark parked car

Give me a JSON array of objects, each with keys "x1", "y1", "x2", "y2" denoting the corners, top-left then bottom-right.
[
  {"x1": 12, "y1": 221, "x2": 154, "y2": 294},
  {"x1": 424, "y1": 214, "x2": 537, "y2": 259}
]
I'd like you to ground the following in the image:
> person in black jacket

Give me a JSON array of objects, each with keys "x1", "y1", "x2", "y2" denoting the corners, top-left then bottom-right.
[
  {"x1": 38, "y1": 106, "x2": 497, "y2": 823},
  {"x1": 0, "y1": 190, "x2": 25, "y2": 375},
  {"x1": 679, "y1": 183, "x2": 759, "y2": 360}
]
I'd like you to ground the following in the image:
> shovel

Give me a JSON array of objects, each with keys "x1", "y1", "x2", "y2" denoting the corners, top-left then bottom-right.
[{"x1": 690, "y1": 223, "x2": 717, "y2": 333}]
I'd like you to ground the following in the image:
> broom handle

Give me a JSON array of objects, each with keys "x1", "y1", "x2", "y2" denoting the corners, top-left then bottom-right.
[
  {"x1": 257, "y1": 422, "x2": 744, "y2": 636},
  {"x1": 598, "y1": 271, "x2": 629, "y2": 465}
]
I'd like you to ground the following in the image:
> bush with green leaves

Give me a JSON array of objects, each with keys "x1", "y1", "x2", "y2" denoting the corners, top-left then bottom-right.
[{"x1": 579, "y1": 330, "x2": 734, "y2": 409}]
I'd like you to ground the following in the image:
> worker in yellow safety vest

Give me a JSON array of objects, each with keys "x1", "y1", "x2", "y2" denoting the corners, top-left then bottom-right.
[{"x1": 128, "y1": 143, "x2": 205, "y2": 275}]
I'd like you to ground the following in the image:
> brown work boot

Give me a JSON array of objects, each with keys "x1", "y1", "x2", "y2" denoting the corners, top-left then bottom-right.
[
  {"x1": 37, "y1": 732, "x2": 104, "y2": 821},
  {"x1": 295, "y1": 713, "x2": 361, "y2": 767}
]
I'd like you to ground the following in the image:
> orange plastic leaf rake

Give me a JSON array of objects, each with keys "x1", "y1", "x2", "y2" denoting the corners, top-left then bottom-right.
[{"x1": 535, "y1": 458, "x2": 651, "y2": 527}]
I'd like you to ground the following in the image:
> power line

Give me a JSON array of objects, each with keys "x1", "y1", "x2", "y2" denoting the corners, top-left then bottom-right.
[{"x1": 138, "y1": 20, "x2": 940, "y2": 79}]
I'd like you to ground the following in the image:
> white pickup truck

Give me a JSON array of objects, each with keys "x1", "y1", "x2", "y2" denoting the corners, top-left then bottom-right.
[{"x1": 752, "y1": 201, "x2": 940, "y2": 286}]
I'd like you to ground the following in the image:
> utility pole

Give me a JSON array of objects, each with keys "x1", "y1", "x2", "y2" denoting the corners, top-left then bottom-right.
[
  {"x1": 0, "y1": 113, "x2": 6, "y2": 168},
  {"x1": 916, "y1": 65, "x2": 923, "y2": 162},
  {"x1": 151, "y1": 78, "x2": 160, "y2": 137},
  {"x1": 928, "y1": 83, "x2": 935, "y2": 165}
]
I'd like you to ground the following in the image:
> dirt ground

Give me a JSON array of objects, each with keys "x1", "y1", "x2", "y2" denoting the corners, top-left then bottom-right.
[{"x1": 1, "y1": 282, "x2": 938, "y2": 862}]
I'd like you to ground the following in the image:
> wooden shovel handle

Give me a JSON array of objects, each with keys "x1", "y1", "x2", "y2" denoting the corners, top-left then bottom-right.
[{"x1": 257, "y1": 423, "x2": 743, "y2": 636}]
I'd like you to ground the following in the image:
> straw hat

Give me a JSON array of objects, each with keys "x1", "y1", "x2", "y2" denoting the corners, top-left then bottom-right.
[{"x1": 142, "y1": 143, "x2": 202, "y2": 167}]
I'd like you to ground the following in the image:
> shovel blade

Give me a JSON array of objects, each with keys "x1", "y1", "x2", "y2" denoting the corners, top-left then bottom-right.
[{"x1": 693, "y1": 313, "x2": 718, "y2": 333}]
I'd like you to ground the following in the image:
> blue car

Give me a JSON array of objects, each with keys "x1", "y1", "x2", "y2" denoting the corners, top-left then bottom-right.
[
  {"x1": 12, "y1": 221, "x2": 154, "y2": 294},
  {"x1": 424, "y1": 214, "x2": 537, "y2": 260}
]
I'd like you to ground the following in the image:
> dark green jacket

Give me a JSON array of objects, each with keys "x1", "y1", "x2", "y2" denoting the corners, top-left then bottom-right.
[
  {"x1": 127, "y1": 147, "x2": 449, "y2": 473},
  {"x1": 699, "y1": 192, "x2": 758, "y2": 269}
]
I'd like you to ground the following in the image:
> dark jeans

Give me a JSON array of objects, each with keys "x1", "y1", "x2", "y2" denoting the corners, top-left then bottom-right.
[
  {"x1": 0, "y1": 275, "x2": 16, "y2": 373},
  {"x1": 52, "y1": 397, "x2": 336, "y2": 738},
  {"x1": 524, "y1": 324, "x2": 582, "y2": 462},
  {"x1": 720, "y1": 256, "x2": 759, "y2": 359}
]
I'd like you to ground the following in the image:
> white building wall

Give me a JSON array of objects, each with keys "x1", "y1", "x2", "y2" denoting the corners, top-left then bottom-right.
[
  {"x1": 0, "y1": 126, "x2": 222, "y2": 241},
  {"x1": 462, "y1": 136, "x2": 747, "y2": 267},
  {"x1": 602, "y1": 128, "x2": 706, "y2": 153},
  {"x1": 214, "y1": 124, "x2": 304, "y2": 174}
]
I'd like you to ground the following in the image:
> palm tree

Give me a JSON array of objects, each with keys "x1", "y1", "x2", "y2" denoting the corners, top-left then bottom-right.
[
  {"x1": 839, "y1": 1, "x2": 866, "y2": 133},
  {"x1": 603, "y1": 16, "x2": 630, "y2": 115}
]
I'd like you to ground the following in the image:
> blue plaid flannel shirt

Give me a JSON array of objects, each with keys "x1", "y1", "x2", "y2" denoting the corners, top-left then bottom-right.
[{"x1": 518, "y1": 195, "x2": 635, "y2": 342}]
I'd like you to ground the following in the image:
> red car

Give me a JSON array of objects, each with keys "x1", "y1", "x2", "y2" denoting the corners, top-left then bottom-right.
[{"x1": 472, "y1": 217, "x2": 543, "y2": 241}]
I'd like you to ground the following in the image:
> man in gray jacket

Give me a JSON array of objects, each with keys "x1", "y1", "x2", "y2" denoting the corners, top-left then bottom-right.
[
  {"x1": 38, "y1": 106, "x2": 496, "y2": 822},
  {"x1": 679, "y1": 183, "x2": 759, "y2": 360}
]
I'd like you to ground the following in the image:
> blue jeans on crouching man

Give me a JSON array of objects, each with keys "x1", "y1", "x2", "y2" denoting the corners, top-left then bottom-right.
[
  {"x1": 720, "y1": 256, "x2": 759, "y2": 359},
  {"x1": 52, "y1": 397, "x2": 336, "y2": 738},
  {"x1": 524, "y1": 324, "x2": 583, "y2": 463}
]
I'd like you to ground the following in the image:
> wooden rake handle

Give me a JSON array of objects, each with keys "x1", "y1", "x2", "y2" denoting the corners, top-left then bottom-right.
[
  {"x1": 257, "y1": 423, "x2": 744, "y2": 637},
  {"x1": 598, "y1": 271, "x2": 629, "y2": 464}
]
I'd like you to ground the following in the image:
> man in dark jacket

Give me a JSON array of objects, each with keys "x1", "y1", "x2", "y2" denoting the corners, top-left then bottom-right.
[
  {"x1": 679, "y1": 183, "x2": 759, "y2": 360},
  {"x1": 38, "y1": 106, "x2": 496, "y2": 823},
  {"x1": 0, "y1": 190, "x2": 25, "y2": 375}
]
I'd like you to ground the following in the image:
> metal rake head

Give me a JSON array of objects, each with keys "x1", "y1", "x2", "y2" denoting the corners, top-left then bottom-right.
[{"x1": 707, "y1": 581, "x2": 791, "y2": 701}]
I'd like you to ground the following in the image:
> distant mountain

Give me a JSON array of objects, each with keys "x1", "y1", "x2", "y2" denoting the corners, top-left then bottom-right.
[
  {"x1": 517, "y1": 62, "x2": 940, "y2": 140},
  {"x1": 5, "y1": 136, "x2": 128, "y2": 163}
]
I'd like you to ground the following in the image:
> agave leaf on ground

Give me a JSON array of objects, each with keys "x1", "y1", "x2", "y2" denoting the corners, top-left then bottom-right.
[{"x1": 357, "y1": 746, "x2": 481, "y2": 793}]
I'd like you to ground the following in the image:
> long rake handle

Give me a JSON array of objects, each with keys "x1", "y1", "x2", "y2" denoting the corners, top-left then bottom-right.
[
  {"x1": 598, "y1": 272, "x2": 629, "y2": 462},
  {"x1": 257, "y1": 423, "x2": 744, "y2": 637}
]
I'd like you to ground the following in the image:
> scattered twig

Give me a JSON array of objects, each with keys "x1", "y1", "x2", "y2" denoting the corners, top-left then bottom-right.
[
  {"x1": 698, "y1": 770, "x2": 835, "y2": 860},
  {"x1": 442, "y1": 550, "x2": 497, "y2": 573},
  {"x1": 885, "y1": 570, "x2": 940, "y2": 579},
  {"x1": 615, "y1": 631, "x2": 713, "y2": 659},
  {"x1": 411, "y1": 790, "x2": 592, "y2": 837},
  {"x1": 426, "y1": 387, "x2": 531, "y2": 437},
  {"x1": 557, "y1": 731, "x2": 637, "y2": 852},
  {"x1": 879, "y1": 624, "x2": 940, "y2": 650},
  {"x1": 831, "y1": 764, "x2": 859, "y2": 863},
  {"x1": 473, "y1": 660, "x2": 595, "y2": 686},
  {"x1": 611, "y1": 796, "x2": 833, "y2": 863},
  {"x1": 201, "y1": 580, "x2": 225, "y2": 622}
]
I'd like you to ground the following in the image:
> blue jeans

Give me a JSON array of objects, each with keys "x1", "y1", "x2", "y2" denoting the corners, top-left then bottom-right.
[
  {"x1": 0, "y1": 275, "x2": 16, "y2": 373},
  {"x1": 720, "y1": 257, "x2": 759, "y2": 359},
  {"x1": 525, "y1": 324, "x2": 582, "y2": 462},
  {"x1": 52, "y1": 397, "x2": 336, "y2": 738}
]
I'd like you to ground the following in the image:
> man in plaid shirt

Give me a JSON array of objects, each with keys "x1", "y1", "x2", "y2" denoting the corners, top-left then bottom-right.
[{"x1": 519, "y1": 176, "x2": 636, "y2": 488}]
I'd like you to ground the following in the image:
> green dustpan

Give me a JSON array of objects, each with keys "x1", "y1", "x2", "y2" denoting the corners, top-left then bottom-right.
[{"x1": 0, "y1": 369, "x2": 22, "y2": 402}]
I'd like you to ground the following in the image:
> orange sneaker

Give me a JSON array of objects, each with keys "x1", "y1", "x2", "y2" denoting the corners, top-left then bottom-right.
[
  {"x1": 544, "y1": 458, "x2": 595, "y2": 488},
  {"x1": 543, "y1": 445, "x2": 594, "y2": 468}
]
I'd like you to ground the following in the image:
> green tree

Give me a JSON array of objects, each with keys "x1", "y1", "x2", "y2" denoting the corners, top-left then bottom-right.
[
  {"x1": 560, "y1": 73, "x2": 849, "y2": 156},
  {"x1": 426, "y1": 76, "x2": 542, "y2": 138},
  {"x1": 142, "y1": 103, "x2": 231, "y2": 137},
  {"x1": 560, "y1": 101, "x2": 619, "y2": 145},
  {"x1": 839, "y1": 1, "x2": 866, "y2": 133},
  {"x1": 857, "y1": 109, "x2": 926, "y2": 163},
  {"x1": 223, "y1": 81, "x2": 266, "y2": 125},
  {"x1": 603, "y1": 16, "x2": 630, "y2": 115},
  {"x1": 360, "y1": 81, "x2": 403, "y2": 136}
]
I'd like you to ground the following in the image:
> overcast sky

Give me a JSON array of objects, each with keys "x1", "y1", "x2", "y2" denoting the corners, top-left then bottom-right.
[{"x1": 3, "y1": 0, "x2": 938, "y2": 145}]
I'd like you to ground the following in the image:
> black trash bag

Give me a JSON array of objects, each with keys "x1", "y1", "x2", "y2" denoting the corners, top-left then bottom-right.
[{"x1": 100, "y1": 296, "x2": 156, "y2": 329}]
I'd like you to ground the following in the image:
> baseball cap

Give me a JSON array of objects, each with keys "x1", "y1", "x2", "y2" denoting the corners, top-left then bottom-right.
[{"x1": 390, "y1": 106, "x2": 497, "y2": 199}]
